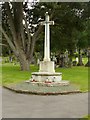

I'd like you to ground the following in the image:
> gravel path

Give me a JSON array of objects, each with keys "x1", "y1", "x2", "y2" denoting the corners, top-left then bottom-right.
[{"x1": 2, "y1": 87, "x2": 88, "y2": 118}]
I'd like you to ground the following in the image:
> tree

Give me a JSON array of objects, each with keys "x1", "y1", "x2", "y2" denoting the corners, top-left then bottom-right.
[
  {"x1": 1, "y1": 2, "x2": 89, "y2": 70},
  {"x1": 76, "y1": 30, "x2": 88, "y2": 66},
  {"x1": 85, "y1": 20, "x2": 90, "y2": 67},
  {"x1": 50, "y1": 2, "x2": 87, "y2": 67},
  {"x1": 1, "y1": 2, "x2": 43, "y2": 71}
]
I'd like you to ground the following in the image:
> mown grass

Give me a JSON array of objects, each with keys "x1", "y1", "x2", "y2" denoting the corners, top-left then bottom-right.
[
  {"x1": 1, "y1": 62, "x2": 88, "y2": 92},
  {"x1": 56, "y1": 66, "x2": 88, "y2": 91},
  {"x1": 2, "y1": 63, "x2": 38, "y2": 85}
]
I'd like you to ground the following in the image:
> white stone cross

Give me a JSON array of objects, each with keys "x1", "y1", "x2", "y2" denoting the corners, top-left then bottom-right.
[{"x1": 40, "y1": 12, "x2": 54, "y2": 61}]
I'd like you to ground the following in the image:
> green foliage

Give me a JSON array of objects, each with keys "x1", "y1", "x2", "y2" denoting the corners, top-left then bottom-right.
[
  {"x1": 2, "y1": 2, "x2": 89, "y2": 53},
  {"x1": 36, "y1": 2, "x2": 89, "y2": 53}
]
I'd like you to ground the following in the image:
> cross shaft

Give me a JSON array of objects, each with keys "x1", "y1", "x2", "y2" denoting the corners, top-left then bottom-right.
[{"x1": 40, "y1": 12, "x2": 54, "y2": 61}]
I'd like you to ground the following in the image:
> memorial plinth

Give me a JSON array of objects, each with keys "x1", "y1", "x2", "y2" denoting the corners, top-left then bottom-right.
[
  {"x1": 39, "y1": 61, "x2": 55, "y2": 73},
  {"x1": 30, "y1": 12, "x2": 69, "y2": 86}
]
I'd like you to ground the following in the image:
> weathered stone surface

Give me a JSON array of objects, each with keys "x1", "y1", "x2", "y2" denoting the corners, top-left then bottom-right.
[
  {"x1": 30, "y1": 80, "x2": 69, "y2": 87},
  {"x1": 39, "y1": 61, "x2": 55, "y2": 72},
  {"x1": 31, "y1": 72, "x2": 62, "y2": 82}
]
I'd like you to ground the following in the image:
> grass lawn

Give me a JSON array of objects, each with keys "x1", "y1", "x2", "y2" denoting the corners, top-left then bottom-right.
[
  {"x1": 56, "y1": 66, "x2": 88, "y2": 91},
  {"x1": 2, "y1": 63, "x2": 38, "y2": 85},
  {"x1": 1, "y1": 63, "x2": 88, "y2": 92}
]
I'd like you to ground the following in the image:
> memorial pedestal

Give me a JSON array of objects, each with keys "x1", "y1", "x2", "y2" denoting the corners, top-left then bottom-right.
[
  {"x1": 31, "y1": 72, "x2": 62, "y2": 82},
  {"x1": 29, "y1": 12, "x2": 69, "y2": 86},
  {"x1": 39, "y1": 61, "x2": 55, "y2": 73}
]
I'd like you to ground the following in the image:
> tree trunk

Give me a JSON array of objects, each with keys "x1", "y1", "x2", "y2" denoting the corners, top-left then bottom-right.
[
  {"x1": 19, "y1": 59, "x2": 30, "y2": 71},
  {"x1": 8, "y1": 49, "x2": 13, "y2": 63},
  {"x1": 59, "y1": 54, "x2": 65, "y2": 67},
  {"x1": 68, "y1": 50, "x2": 73, "y2": 67},
  {"x1": 1, "y1": 2, "x2": 43, "y2": 71},
  {"x1": 77, "y1": 49, "x2": 83, "y2": 66},
  {"x1": 85, "y1": 56, "x2": 90, "y2": 67},
  {"x1": 18, "y1": 55, "x2": 30, "y2": 71},
  {"x1": 85, "y1": 48, "x2": 90, "y2": 67}
]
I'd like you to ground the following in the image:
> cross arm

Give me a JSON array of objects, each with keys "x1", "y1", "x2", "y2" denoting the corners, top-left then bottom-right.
[{"x1": 39, "y1": 21, "x2": 54, "y2": 25}]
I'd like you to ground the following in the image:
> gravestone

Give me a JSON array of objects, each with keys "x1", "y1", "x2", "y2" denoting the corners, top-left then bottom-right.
[{"x1": 30, "y1": 12, "x2": 69, "y2": 86}]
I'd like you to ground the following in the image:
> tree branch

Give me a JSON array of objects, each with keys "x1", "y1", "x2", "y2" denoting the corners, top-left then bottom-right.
[
  {"x1": 5, "y1": 2, "x2": 17, "y2": 45},
  {"x1": 0, "y1": 26, "x2": 18, "y2": 56},
  {"x1": 19, "y1": 3, "x2": 25, "y2": 51},
  {"x1": 29, "y1": 25, "x2": 43, "y2": 61},
  {"x1": 12, "y1": 2, "x2": 26, "y2": 51},
  {"x1": 23, "y1": 14, "x2": 31, "y2": 54},
  {"x1": 18, "y1": 3, "x2": 26, "y2": 51}
]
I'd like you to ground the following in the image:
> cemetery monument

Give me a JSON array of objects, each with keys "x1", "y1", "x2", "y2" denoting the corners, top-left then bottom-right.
[{"x1": 30, "y1": 12, "x2": 69, "y2": 86}]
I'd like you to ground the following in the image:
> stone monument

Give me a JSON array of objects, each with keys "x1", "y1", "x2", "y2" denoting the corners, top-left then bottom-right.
[{"x1": 30, "y1": 12, "x2": 69, "y2": 86}]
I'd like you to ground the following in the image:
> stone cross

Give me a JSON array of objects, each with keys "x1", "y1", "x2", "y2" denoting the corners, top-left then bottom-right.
[{"x1": 40, "y1": 12, "x2": 54, "y2": 61}]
